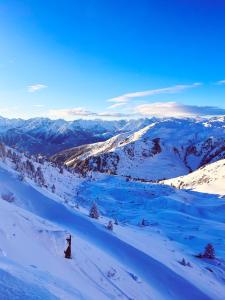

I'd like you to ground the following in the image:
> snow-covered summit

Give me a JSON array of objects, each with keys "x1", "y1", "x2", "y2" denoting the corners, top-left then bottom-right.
[
  {"x1": 0, "y1": 116, "x2": 155, "y2": 155},
  {"x1": 0, "y1": 115, "x2": 225, "y2": 159},
  {"x1": 51, "y1": 118, "x2": 225, "y2": 181}
]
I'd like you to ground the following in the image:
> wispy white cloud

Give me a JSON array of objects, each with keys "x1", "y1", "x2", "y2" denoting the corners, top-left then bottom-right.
[
  {"x1": 27, "y1": 84, "x2": 48, "y2": 93},
  {"x1": 135, "y1": 102, "x2": 225, "y2": 118},
  {"x1": 48, "y1": 107, "x2": 95, "y2": 119},
  {"x1": 107, "y1": 102, "x2": 127, "y2": 109},
  {"x1": 46, "y1": 100, "x2": 225, "y2": 121},
  {"x1": 216, "y1": 79, "x2": 225, "y2": 85},
  {"x1": 47, "y1": 107, "x2": 133, "y2": 120},
  {"x1": 107, "y1": 83, "x2": 202, "y2": 106}
]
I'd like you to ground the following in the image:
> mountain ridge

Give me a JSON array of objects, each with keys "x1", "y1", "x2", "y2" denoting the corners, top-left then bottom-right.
[{"x1": 51, "y1": 118, "x2": 225, "y2": 180}]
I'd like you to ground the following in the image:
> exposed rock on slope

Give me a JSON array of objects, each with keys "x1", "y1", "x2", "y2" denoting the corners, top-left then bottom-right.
[
  {"x1": 0, "y1": 117, "x2": 153, "y2": 155},
  {"x1": 51, "y1": 118, "x2": 225, "y2": 180}
]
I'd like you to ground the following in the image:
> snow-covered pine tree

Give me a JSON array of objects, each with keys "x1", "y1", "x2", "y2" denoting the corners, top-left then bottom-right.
[
  {"x1": 106, "y1": 220, "x2": 113, "y2": 231},
  {"x1": 203, "y1": 243, "x2": 215, "y2": 259},
  {"x1": 25, "y1": 159, "x2": 36, "y2": 178},
  {"x1": 89, "y1": 202, "x2": 100, "y2": 219},
  {"x1": 64, "y1": 235, "x2": 72, "y2": 259},
  {"x1": 18, "y1": 173, "x2": 25, "y2": 182},
  {"x1": 180, "y1": 258, "x2": 186, "y2": 266},
  {"x1": 11, "y1": 152, "x2": 20, "y2": 164},
  {"x1": 7, "y1": 148, "x2": 12, "y2": 159},
  {"x1": 0, "y1": 143, "x2": 6, "y2": 160},
  {"x1": 51, "y1": 184, "x2": 56, "y2": 193},
  {"x1": 140, "y1": 218, "x2": 149, "y2": 226},
  {"x1": 35, "y1": 166, "x2": 45, "y2": 186}
]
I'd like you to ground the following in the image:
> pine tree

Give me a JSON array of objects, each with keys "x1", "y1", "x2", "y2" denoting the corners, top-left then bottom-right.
[
  {"x1": 203, "y1": 243, "x2": 215, "y2": 259},
  {"x1": 89, "y1": 202, "x2": 100, "y2": 219},
  {"x1": 64, "y1": 235, "x2": 72, "y2": 259},
  {"x1": 18, "y1": 173, "x2": 25, "y2": 182},
  {"x1": 51, "y1": 184, "x2": 56, "y2": 193},
  {"x1": 35, "y1": 166, "x2": 45, "y2": 186},
  {"x1": 7, "y1": 149, "x2": 13, "y2": 159},
  {"x1": 25, "y1": 159, "x2": 36, "y2": 178},
  {"x1": 12, "y1": 152, "x2": 20, "y2": 165},
  {"x1": 107, "y1": 220, "x2": 113, "y2": 231},
  {"x1": 114, "y1": 218, "x2": 118, "y2": 225},
  {"x1": 0, "y1": 143, "x2": 6, "y2": 160},
  {"x1": 180, "y1": 258, "x2": 187, "y2": 266},
  {"x1": 140, "y1": 218, "x2": 149, "y2": 226}
]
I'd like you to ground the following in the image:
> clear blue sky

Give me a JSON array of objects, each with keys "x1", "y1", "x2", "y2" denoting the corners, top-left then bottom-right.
[{"x1": 0, "y1": 0, "x2": 225, "y2": 119}]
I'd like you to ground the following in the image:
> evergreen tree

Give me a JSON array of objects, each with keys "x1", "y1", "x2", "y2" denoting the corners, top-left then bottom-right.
[
  {"x1": 51, "y1": 184, "x2": 56, "y2": 193},
  {"x1": 25, "y1": 159, "x2": 36, "y2": 178},
  {"x1": 89, "y1": 202, "x2": 100, "y2": 219},
  {"x1": 7, "y1": 149, "x2": 13, "y2": 159},
  {"x1": 64, "y1": 235, "x2": 72, "y2": 259},
  {"x1": 107, "y1": 220, "x2": 113, "y2": 231},
  {"x1": 140, "y1": 218, "x2": 149, "y2": 226},
  {"x1": 35, "y1": 166, "x2": 45, "y2": 186},
  {"x1": 114, "y1": 218, "x2": 118, "y2": 225},
  {"x1": 18, "y1": 173, "x2": 25, "y2": 182},
  {"x1": 0, "y1": 143, "x2": 6, "y2": 160},
  {"x1": 203, "y1": 243, "x2": 215, "y2": 259}
]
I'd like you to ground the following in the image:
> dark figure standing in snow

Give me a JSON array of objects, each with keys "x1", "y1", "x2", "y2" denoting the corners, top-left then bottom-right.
[{"x1": 64, "y1": 235, "x2": 72, "y2": 259}]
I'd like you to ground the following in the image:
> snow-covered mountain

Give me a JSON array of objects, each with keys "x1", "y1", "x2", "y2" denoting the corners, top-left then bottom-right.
[
  {"x1": 51, "y1": 118, "x2": 225, "y2": 180},
  {"x1": 1, "y1": 144, "x2": 225, "y2": 299},
  {"x1": 0, "y1": 116, "x2": 153, "y2": 156},
  {"x1": 163, "y1": 158, "x2": 225, "y2": 195}
]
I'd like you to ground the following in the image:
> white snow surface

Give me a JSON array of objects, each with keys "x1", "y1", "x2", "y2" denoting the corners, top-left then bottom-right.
[
  {"x1": 58, "y1": 118, "x2": 225, "y2": 181},
  {"x1": 0, "y1": 149, "x2": 225, "y2": 299},
  {"x1": 163, "y1": 159, "x2": 225, "y2": 195}
]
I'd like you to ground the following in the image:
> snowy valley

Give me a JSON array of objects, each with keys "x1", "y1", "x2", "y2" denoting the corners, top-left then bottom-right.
[{"x1": 0, "y1": 115, "x2": 225, "y2": 300}]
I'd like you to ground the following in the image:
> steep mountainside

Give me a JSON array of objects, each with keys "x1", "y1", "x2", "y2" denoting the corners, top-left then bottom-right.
[
  {"x1": 51, "y1": 118, "x2": 225, "y2": 180},
  {"x1": 163, "y1": 158, "x2": 225, "y2": 195},
  {"x1": 0, "y1": 117, "x2": 153, "y2": 156}
]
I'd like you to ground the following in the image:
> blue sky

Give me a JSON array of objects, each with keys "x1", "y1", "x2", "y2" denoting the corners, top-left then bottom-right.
[{"x1": 0, "y1": 0, "x2": 225, "y2": 119}]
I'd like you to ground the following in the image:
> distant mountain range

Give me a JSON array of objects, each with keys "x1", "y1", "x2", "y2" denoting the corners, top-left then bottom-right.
[
  {"x1": 1, "y1": 115, "x2": 225, "y2": 181},
  {"x1": 51, "y1": 117, "x2": 225, "y2": 180},
  {"x1": 0, "y1": 116, "x2": 152, "y2": 155}
]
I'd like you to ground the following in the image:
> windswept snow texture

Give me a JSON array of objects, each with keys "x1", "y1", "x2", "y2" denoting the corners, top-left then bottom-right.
[
  {"x1": 52, "y1": 118, "x2": 225, "y2": 180},
  {"x1": 1, "y1": 154, "x2": 225, "y2": 299},
  {"x1": 163, "y1": 158, "x2": 225, "y2": 195}
]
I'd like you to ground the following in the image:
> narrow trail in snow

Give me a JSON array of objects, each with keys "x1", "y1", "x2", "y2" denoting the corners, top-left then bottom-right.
[{"x1": 0, "y1": 168, "x2": 213, "y2": 300}]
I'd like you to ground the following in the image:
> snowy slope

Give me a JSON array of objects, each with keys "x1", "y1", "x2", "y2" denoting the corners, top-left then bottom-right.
[
  {"x1": 52, "y1": 118, "x2": 225, "y2": 180},
  {"x1": 1, "y1": 147, "x2": 225, "y2": 299},
  {"x1": 0, "y1": 184, "x2": 156, "y2": 300},
  {"x1": 0, "y1": 165, "x2": 224, "y2": 300},
  {"x1": 163, "y1": 159, "x2": 225, "y2": 195}
]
